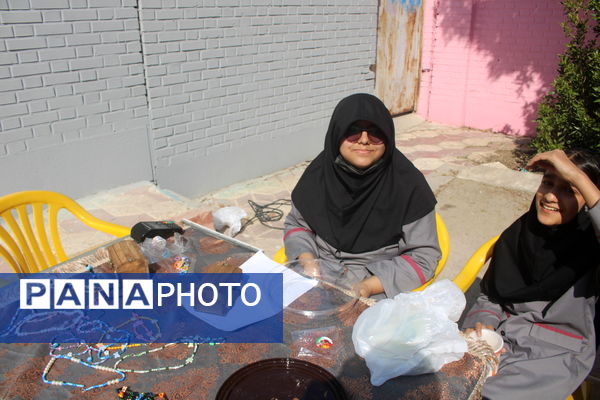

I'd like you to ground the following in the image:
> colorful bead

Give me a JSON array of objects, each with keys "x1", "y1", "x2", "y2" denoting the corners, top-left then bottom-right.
[
  {"x1": 315, "y1": 336, "x2": 334, "y2": 349},
  {"x1": 116, "y1": 386, "x2": 169, "y2": 400},
  {"x1": 172, "y1": 256, "x2": 190, "y2": 273}
]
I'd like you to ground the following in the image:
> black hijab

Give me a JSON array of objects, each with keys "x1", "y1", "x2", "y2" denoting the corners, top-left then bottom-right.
[
  {"x1": 481, "y1": 201, "x2": 600, "y2": 304},
  {"x1": 291, "y1": 93, "x2": 436, "y2": 253}
]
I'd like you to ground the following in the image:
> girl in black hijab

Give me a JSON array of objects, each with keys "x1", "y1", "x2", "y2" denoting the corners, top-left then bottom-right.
[
  {"x1": 283, "y1": 93, "x2": 440, "y2": 298},
  {"x1": 462, "y1": 149, "x2": 600, "y2": 400}
]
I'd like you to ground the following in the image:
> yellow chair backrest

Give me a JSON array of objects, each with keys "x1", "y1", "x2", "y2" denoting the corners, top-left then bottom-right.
[
  {"x1": 0, "y1": 190, "x2": 130, "y2": 274},
  {"x1": 273, "y1": 212, "x2": 450, "y2": 292},
  {"x1": 452, "y1": 235, "x2": 499, "y2": 293}
]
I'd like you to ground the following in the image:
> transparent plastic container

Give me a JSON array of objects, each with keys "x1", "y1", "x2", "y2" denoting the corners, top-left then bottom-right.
[{"x1": 283, "y1": 258, "x2": 359, "y2": 320}]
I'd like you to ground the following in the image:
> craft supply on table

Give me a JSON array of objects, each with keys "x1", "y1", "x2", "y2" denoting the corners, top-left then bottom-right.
[
  {"x1": 468, "y1": 329, "x2": 503, "y2": 355},
  {"x1": 130, "y1": 221, "x2": 184, "y2": 243},
  {"x1": 467, "y1": 328, "x2": 504, "y2": 377},
  {"x1": 113, "y1": 342, "x2": 199, "y2": 374},
  {"x1": 172, "y1": 255, "x2": 190, "y2": 273},
  {"x1": 42, "y1": 341, "x2": 206, "y2": 392},
  {"x1": 116, "y1": 386, "x2": 168, "y2": 399},
  {"x1": 108, "y1": 239, "x2": 149, "y2": 273},
  {"x1": 290, "y1": 326, "x2": 343, "y2": 361},
  {"x1": 316, "y1": 336, "x2": 334, "y2": 349},
  {"x1": 42, "y1": 352, "x2": 126, "y2": 391}
]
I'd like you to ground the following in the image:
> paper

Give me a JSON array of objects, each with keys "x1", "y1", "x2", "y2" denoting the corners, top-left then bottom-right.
[
  {"x1": 240, "y1": 251, "x2": 318, "y2": 307},
  {"x1": 184, "y1": 251, "x2": 317, "y2": 331}
]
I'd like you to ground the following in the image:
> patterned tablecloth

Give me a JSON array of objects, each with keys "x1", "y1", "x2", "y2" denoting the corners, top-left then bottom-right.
[{"x1": 0, "y1": 226, "x2": 495, "y2": 400}]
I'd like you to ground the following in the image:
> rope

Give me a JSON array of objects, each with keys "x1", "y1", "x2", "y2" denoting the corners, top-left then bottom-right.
[{"x1": 462, "y1": 332, "x2": 499, "y2": 400}]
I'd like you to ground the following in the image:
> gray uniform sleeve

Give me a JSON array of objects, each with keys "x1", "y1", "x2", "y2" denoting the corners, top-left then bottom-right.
[
  {"x1": 366, "y1": 210, "x2": 441, "y2": 296},
  {"x1": 283, "y1": 203, "x2": 319, "y2": 260},
  {"x1": 461, "y1": 293, "x2": 505, "y2": 330}
]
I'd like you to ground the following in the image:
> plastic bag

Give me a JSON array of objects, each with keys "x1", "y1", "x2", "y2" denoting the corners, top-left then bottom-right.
[
  {"x1": 140, "y1": 233, "x2": 195, "y2": 273},
  {"x1": 140, "y1": 235, "x2": 169, "y2": 263},
  {"x1": 212, "y1": 206, "x2": 247, "y2": 236},
  {"x1": 352, "y1": 279, "x2": 468, "y2": 386}
]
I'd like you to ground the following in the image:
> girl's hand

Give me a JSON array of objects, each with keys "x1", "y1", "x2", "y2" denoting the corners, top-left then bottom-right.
[
  {"x1": 352, "y1": 281, "x2": 372, "y2": 298},
  {"x1": 298, "y1": 253, "x2": 321, "y2": 278},
  {"x1": 352, "y1": 276, "x2": 384, "y2": 298},
  {"x1": 526, "y1": 149, "x2": 582, "y2": 184},
  {"x1": 463, "y1": 321, "x2": 494, "y2": 337}
]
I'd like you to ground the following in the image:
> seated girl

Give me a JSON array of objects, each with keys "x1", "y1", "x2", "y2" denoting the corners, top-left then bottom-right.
[
  {"x1": 463, "y1": 149, "x2": 600, "y2": 399},
  {"x1": 283, "y1": 93, "x2": 441, "y2": 299}
]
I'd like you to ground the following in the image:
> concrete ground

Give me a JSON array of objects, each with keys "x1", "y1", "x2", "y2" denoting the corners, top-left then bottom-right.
[{"x1": 3, "y1": 113, "x2": 542, "y2": 293}]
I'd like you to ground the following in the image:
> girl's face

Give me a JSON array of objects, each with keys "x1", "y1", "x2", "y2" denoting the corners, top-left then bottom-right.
[
  {"x1": 535, "y1": 171, "x2": 586, "y2": 226},
  {"x1": 338, "y1": 120, "x2": 386, "y2": 170}
]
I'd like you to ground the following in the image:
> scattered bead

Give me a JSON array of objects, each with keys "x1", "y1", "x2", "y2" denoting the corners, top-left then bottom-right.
[{"x1": 315, "y1": 336, "x2": 334, "y2": 349}]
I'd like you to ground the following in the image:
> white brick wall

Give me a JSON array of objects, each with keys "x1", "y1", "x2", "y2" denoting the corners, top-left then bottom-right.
[
  {"x1": 0, "y1": 1, "x2": 148, "y2": 157},
  {"x1": 0, "y1": 0, "x2": 378, "y2": 198},
  {"x1": 138, "y1": 0, "x2": 378, "y2": 173}
]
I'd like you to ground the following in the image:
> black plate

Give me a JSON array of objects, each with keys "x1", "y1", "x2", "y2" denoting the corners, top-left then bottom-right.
[{"x1": 216, "y1": 358, "x2": 348, "y2": 400}]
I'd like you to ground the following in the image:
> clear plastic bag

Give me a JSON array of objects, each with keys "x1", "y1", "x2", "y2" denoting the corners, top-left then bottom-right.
[
  {"x1": 212, "y1": 206, "x2": 247, "y2": 237},
  {"x1": 352, "y1": 279, "x2": 468, "y2": 386},
  {"x1": 141, "y1": 233, "x2": 195, "y2": 273},
  {"x1": 140, "y1": 235, "x2": 169, "y2": 263}
]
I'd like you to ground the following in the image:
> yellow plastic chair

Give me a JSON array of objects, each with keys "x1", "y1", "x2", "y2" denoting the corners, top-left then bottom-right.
[
  {"x1": 0, "y1": 190, "x2": 130, "y2": 274},
  {"x1": 452, "y1": 235, "x2": 499, "y2": 293},
  {"x1": 567, "y1": 383, "x2": 591, "y2": 400},
  {"x1": 273, "y1": 212, "x2": 450, "y2": 291},
  {"x1": 453, "y1": 235, "x2": 591, "y2": 400}
]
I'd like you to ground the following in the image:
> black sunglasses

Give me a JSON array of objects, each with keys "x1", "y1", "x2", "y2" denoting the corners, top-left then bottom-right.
[{"x1": 344, "y1": 124, "x2": 385, "y2": 145}]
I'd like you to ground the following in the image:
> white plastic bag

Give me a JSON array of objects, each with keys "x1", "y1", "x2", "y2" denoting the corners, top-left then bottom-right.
[
  {"x1": 352, "y1": 279, "x2": 468, "y2": 386},
  {"x1": 212, "y1": 206, "x2": 247, "y2": 236}
]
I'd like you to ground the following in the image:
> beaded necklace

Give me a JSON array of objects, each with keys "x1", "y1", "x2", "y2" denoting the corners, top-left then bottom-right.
[
  {"x1": 12, "y1": 310, "x2": 84, "y2": 337},
  {"x1": 42, "y1": 337, "x2": 221, "y2": 391},
  {"x1": 50, "y1": 341, "x2": 128, "y2": 365},
  {"x1": 37, "y1": 261, "x2": 211, "y2": 392},
  {"x1": 113, "y1": 342, "x2": 198, "y2": 373},
  {"x1": 50, "y1": 316, "x2": 132, "y2": 364},
  {"x1": 42, "y1": 353, "x2": 126, "y2": 392},
  {"x1": 111, "y1": 313, "x2": 161, "y2": 343},
  {"x1": 105, "y1": 342, "x2": 144, "y2": 351}
]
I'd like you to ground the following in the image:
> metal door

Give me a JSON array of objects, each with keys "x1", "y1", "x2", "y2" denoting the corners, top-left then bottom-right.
[{"x1": 375, "y1": 0, "x2": 424, "y2": 116}]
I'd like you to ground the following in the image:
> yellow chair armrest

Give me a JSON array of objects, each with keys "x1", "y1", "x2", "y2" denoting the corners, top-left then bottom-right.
[
  {"x1": 435, "y1": 212, "x2": 450, "y2": 273},
  {"x1": 273, "y1": 247, "x2": 288, "y2": 264},
  {"x1": 413, "y1": 212, "x2": 450, "y2": 291},
  {"x1": 452, "y1": 235, "x2": 499, "y2": 292}
]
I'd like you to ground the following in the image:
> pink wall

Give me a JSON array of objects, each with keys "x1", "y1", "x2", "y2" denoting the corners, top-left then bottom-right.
[{"x1": 417, "y1": 0, "x2": 567, "y2": 136}]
